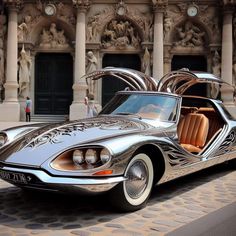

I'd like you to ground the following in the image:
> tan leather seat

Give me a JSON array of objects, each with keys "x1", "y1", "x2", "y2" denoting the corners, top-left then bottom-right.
[{"x1": 177, "y1": 113, "x2": 209, "y2": 153}]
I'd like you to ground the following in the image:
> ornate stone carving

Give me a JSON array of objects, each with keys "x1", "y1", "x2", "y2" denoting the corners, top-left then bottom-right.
[
  {"x1": 72, "y1": 0, "x2": 91, "y2": 11},
  {"x1": 57, "y1": 2, "x2": 76, "y2": 25},
  {"x1": 18, "y1": 46, "x2": 32, "y2": 98},
  {"x1": 4, "y1": 0, "x2": 23, "y2": 10},
  {"x1": 212, "y1": 50, "x2": 221, "y2": 78},
  {"x1": 200, "y1": 6, "x2": 221, "y2": 43},
  {"x1": 115, "y1": 0, "x2": 127, "y2": 17},
  {"x1": 142, "y1": 47, "x2": 151, "y2": 76},
  {"x1": 86, "y1": 6, "x2": 152, "y2": 44},
  {"x1": 18, "y1": 22, "x2": 28, "y2": 42},
  {"x1": 86, "y1": 14, "x2": 100, "y2": 42},
  {"x1": 174, "y1": 21, "x2": 205, "y2": 47},
  {"x1": 101, "y1": 20, "x2": 141, "y2": 50},
  {"x1": 152, "y1": 0, "x2": 168, "y2": 12},
  {"x1": 125, "y1": 7, "x2": 153, "y2": 42},
  {"x1": 164, "y1": 11, "x2": 172, "y2": 40},
  {"x1": 38, "y1": 23, "x2": 69, "y2": 48},
  {"x1": 85, "y1": 51, "x2": 97, "y2": 95},
  {"x1": 18, "y1": 3, "x2": 44, "y2": 39}
]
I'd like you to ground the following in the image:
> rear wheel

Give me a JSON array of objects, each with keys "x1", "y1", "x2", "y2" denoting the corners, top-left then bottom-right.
[{"x1": 110, "y1": 153, "x2": 154, "y2": 212}]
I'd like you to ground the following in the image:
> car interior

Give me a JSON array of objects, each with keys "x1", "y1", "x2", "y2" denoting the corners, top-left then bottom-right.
[{"x1": 177, "y1": 97, "x2": 225, "y2": 154}]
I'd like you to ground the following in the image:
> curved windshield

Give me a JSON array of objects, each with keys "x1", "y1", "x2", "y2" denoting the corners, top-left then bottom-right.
[{"x1": 100, "y1": 92, "x2": 179, "y2": 122}]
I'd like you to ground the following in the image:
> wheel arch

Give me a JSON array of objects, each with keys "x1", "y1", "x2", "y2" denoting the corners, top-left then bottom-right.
[{"x1": 134, "y1": 144, "x2": 165, "y2": 185}]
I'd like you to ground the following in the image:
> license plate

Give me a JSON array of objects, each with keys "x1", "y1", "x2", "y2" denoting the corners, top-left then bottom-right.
[{"x1": 0, "y1": 170, "x2": 28, "y2": 184}]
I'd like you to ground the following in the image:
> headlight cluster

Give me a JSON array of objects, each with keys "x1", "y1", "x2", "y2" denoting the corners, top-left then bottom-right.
[
  {"x1": 73, "y1": 148, "x2": 111, "y2": 166},
  {"x1": 0, "y1": 133, "x2": 7, "y2": 148},
  {"x1": 51, "y1": 147, "x2": 111, "y2": 171}
]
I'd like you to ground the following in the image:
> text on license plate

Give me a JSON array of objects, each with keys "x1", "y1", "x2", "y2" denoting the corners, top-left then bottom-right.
[{"x1": 0, "y1": 170, "x2": 28, "y2": 184}]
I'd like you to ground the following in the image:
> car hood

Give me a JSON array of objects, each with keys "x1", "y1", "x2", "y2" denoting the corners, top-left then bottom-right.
[{"x1": 0, "y1": 116, "x2": 153, "y2": 167}]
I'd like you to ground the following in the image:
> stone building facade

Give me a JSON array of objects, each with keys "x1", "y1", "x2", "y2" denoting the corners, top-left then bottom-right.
[{"x1": 0, "y1": 0, "x2": 235, "y2": 121}]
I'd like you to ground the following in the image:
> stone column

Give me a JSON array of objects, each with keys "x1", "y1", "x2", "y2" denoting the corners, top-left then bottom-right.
[
  {"x1": 221, "y1": 5, "x2": 235, "y2": 110},
  {"x1": 152, "y1": 1, "x2": 167, "y2": 81},
  {"x1": 0, "y1": 0, "x2": 22, "y2": 121},
  {"x1": 70, "y1": 0, "x2": 90, "y2": 120}
]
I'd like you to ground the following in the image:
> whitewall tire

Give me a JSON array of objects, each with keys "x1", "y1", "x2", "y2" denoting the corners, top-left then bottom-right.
[{"x1": 110, "y1": 153, "x2": 154, "y2": 211}]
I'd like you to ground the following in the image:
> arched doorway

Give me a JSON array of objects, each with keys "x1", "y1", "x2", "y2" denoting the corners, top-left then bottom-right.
[
  {"x1": 102, "y1": 54, "x2": 141, "y2": 106},
  {"x1": 35, "y1": 53, "x2": 73, "y2": 115},
  {"x1": 171, "y1": 55, "x2": 207, "y2": 96}
]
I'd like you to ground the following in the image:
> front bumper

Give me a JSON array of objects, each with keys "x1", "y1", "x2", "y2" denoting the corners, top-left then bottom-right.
[{"x1": 0, "y1": 166, "x2": 126, "y2": 193}]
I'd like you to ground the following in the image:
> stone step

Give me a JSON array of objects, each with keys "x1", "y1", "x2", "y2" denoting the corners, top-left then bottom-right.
[{"x1": 30, "y1": 115, "x2": 68, "y2": 123}]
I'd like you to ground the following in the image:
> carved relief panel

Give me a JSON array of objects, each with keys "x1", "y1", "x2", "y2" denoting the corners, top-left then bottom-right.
[
  {"x1": 166, "y1": 3, "x2": 221, "y2": 46},
  {"x1": 86, "y1": 4, "x2": 153, "y2": 48},
  {"x1": 38, "y1": 23, "x2": 70, "y2": 49},
  {"x1": 101, "y1": 19, "x2": 141, "y2": 50},
  {"x1": 173, "y1": 21, "x2": 206, "y2": 48},
  {"x1": 17, "y1": 1, "x2": 75, "y2": 44}
]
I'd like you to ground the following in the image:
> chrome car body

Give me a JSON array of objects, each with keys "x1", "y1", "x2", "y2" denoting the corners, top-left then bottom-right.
[{"x1": 0, "y1": 68, "x2": 236, "y2": 211}]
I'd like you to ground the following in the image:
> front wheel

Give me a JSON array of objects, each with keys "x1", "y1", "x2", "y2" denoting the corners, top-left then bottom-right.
[{"x1": 110, "y1": 153, "x2": 154, "y2": 212}]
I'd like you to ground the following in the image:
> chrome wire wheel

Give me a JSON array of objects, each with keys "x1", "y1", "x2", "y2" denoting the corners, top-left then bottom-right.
[{"x1": 123, "y1": 153, "x2": 154, "y2": 207}]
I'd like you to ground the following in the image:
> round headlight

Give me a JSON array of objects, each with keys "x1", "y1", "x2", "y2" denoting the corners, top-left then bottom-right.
[
  {"x1": 100, "y1": 148, "x2": 111, "y2": 164},
  {"x1": 73, "y1": 150, "x2": 84, "y2": 165},
  {"x1": 85, "y1": 149, "x2": 98, "y2": 164}
]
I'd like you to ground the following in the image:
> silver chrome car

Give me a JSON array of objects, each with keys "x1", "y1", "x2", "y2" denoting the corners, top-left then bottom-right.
[{"x1": 0, "y1": 68, "x2": 236, "y2": 211}]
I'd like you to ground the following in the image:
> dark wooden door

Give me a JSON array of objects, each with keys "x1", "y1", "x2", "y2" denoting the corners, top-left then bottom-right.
[
  {"x1": 35, "y1": 53, "x2": 73, "y2": 115},
  {"x1": 171, "y1": 55, "x2": 207, "y2": 96},
  {"x1": 102, "y1": 54, "x2": 141, "y2": 106}
]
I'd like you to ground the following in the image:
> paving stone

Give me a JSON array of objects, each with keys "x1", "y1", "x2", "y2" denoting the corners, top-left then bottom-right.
[
  {"x1": 152, "y1": 219, "x2": 181, "y2": 227},
  {"x1": 105, "y1": 223, "x2": 125, "y2": 229},
  {"x1": 150, "y1": 226, "x2": 169, "y2": 232},
  {"x1": 88, "y1": 226, "x2": 103, "y2": 232},
  {"x1": 71, "y1": 230, "x2": 91, "y2": 236},
  {"x1": 112, "y1": 229, "x2": 143, "y2": 235},
  {"x1": 63, "y1": 224, "x2": 82, "y2": 229},
  {"x1": 47, "y1": 223, "x2": 64, "y2": 228},
  {"x1": 141, "y1": 213, "x2": 157, "y2": 218},
  {"x1": 34, "y1": 217, "x2": 58, "y2": 224},
  {"x1": 0, "y1": 165, "x2": 234, "y2": 236},
  {"x1": 25, "y1": 223, "x2": 45, "y2": 229}
]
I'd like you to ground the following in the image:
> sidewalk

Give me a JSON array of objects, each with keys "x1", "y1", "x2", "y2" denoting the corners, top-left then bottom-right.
[{"x1": 166, "y1": 201, "x2": 236, "y2": 236}]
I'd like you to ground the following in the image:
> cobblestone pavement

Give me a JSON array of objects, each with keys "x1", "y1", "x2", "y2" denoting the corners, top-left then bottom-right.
[{"x1": 0, "y1": 164, "x2": 235, "y2": 236}]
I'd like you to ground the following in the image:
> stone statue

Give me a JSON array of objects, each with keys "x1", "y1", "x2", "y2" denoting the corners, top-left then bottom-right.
[
  {"x1": 18, "y1": 22, "x2": 28, "y2": 41},
  {"x1": 164, "y1": 12, "x2": 172, "y2": 39},
  {"x1": 85, "y1": 51, "x2": 98, "y2": 95},
  {"x1": 142, "y1": 47, "x2": 151, "y2": 76},
  {"x1": 143, "y1": 15, "x2": 153, "y2": 41},
  {"x1": 212, "y1": 50, "x2": 221, "y2": 78},
  {"x1": 40, "y1": 28, "x2": 51, "y2": 47},
  {"x1": 210, "y1": 51, "x2": 221, "y2": 98},
  {"x1": 175, "y1": 21, "x2": 205, "y2": 47},
  {"x1": 18, "y1": 47, "x2": 32, "y2": 98}
]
